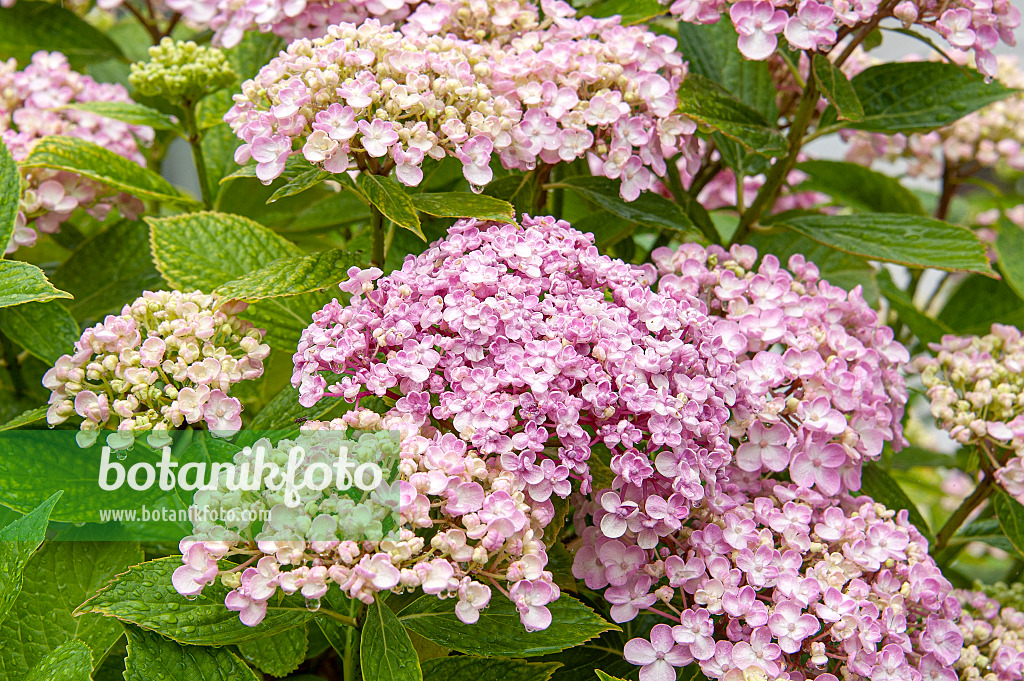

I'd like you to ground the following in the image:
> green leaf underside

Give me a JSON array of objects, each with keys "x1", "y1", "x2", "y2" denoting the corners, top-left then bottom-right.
[
  {"x1": 795, "y1": 160, "x2": 925, "y2": 215},
  {"x1": 60, "y1": 102, "x2": 181, "y2": 131},
  {"x1": 75, "y1": 557, "x2": 314, "y2": 645},
  {"x1": 22, "y1": 137, "x2": 197, "y2": 206},
  {"x1": 399, "y1": 593, "x2": 615, "y2": 657},
  {"x1": 778, "y1": 213, "x2": 993, "y2": 273}
]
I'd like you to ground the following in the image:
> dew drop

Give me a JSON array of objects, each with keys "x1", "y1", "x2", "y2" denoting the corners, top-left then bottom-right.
[
  {"x1": 73, "y1": 522, "x2": 86, "y2": 527},
  {"x1": 116, "y1": 450, "x2": 128, "y2": 461},
  {"x1": 305, "y1": 598, "x2": 321, "y2": 612},
  {"x1": 183, "y1": 594, "x2": 199, "y2": 602},
  {"x1": 469, "y1": 184, "x2": 485, "y2": 195}
]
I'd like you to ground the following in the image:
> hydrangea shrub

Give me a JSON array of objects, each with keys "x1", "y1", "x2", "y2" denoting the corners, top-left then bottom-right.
[{"x1": 1, "y1": 0, "x2": 1024, "y2": 680}]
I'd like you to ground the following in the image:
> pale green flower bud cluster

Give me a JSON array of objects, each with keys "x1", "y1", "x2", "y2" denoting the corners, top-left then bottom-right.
[{"x1": 129, "y1": 38, "x2": 236, "y2": 103}]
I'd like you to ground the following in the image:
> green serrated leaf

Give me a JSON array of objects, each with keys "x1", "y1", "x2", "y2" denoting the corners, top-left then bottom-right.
[
  {"x1": 855, "y1": 462, "x2": 931, "y2": 540},
  {"x1": 581, "y1": 0, "x2": 666, "y2": 24},
  {"x1": 214, "y1": 248, "x2": 361, "y2": 302},
  {"x1": 148, "y1": 211, "x2": 302, "y2": 291},
  {"x1": 847, "y1": 62, "x2": 1018, "y2": 133},
  {"x1": 23, "y1": 640, "x2": 92, "y2": 681},
  {"x1": 413, "y1": 193, "x2": 516, "y2": 224},
  {"x1": 594, "y1": 672, "x2": 627, "y2": 681},
  {"x1": 812, "y1": 55, "x2": 864, "y2": 122},
  {"x1": 0, "y1": 536, "x2": 140, "y2": 679},
  {"x1": 996, "y1": 219, "x2": 1024, "y2": 301},
  {"x1": 0, "y1": 492, "x2": 62, "y2": 628},
  {"x1": 995, "y1": 490, "x2": 1024, "y2": 557},
  {"x1": 778, "y1": 213, "x2": 993, "y2": 274},
  {"x1": 22, "y1": 137, "x2": 198, "y2": 207},
  {"x1": 422, "y1": 656, "x2": 561, "y2": 681},
  {"x1": 0, "y1": 1, "x2": 124, "y2": 68},
  {"x1": 795, "y1": 160, "x2": 925, "y2": 215},
  {"x1": 0, "y1": 301, "x2": 79, "y2": 364},
  {"x1": 0, "y1": 138, "x2": 20, "y2": 252},
  {"x1": 361, "y1": 599, "x2": 422, "y2": 681},
  {"x1": 75, "y1": 557, "x2": 314, "y2": 646},
  {"x1": 677, "y1": 75, "x2": 786, "y2": 157},
  {"x1": 876, "y1": 269, "x2": 952, "y2": 346},
  {"x1": 0, "y1": 405, "x2": 47, "y2": 431},
  {"x1": 237, "y1": 625, "x2": 308, "y2": 677},
  {"x1": 536, "y1": 629, "x2": 637, "y2": 681},
  {"x1": 552, "y1": 176, "x2": 701, "y2": 238},
  {"x1": 52, "y1": 220, "x2": 164, "y2": 322},
  {"x1": 0, "y1": 260, "x2": 71, "y2": 310},
  {"x1": 124, "y1": 624, "x2": 259, "y2": 681},
  {"x1": 358, "y1": 174, "x2": 424, "y2": 240},
  {"x1": 59, "y1": 101, "x2": 182, "y2": 131},
  {"x1": 399, "y1": 593, "x2": 615, "y2": 657},
  {"x1": 267, "y1": 167, "x2": 333, "y2": 204}
]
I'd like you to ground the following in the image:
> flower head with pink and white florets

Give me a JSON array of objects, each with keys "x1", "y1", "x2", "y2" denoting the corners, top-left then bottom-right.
[
  {"x1": 173, "y1": 408, "x2": 562, "y2": 631},
  {"x1": 293, "y1": 215, "x2": 747, "y2": 517},
  {"x1": 43, "y1": 290, "x2": 269, "y2": 448},
  {"x1": 575, "y1": 482, "x2": 962, "y2": 681},
  {"x1": 953, "y1": 590, "x2": 1024, "y2": 681},
  {"x1": 665, "y1": 0, "x2": 1019, "y2": 77},
  {"x1": 0, "y1": 51, "x2": 154, "y2": 253}
]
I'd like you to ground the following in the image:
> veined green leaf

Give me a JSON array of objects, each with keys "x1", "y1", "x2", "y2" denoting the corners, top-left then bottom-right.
[
  {"x1": 414, "y1": 193, "x2": 516, "y2": 224},
  {"x1": 0, "y1": 1, "x2": 124, "y2": 68},
  {"x1": 581, "y1": 0, "x2": 666, "y2": 24},
  {"x1": 552, "y1": 176, "x2": 701, "y2": 238},
  {"x1": 795, "y1": 161, "x2": 925, "y2": 215},
  {"x1": 237, "y1": 626, "x2": 308, "y2": 677},
  {"x1": 677, "y1": 75, "x2": 786, "y2": 156},
  {"x1": 214, "y1": 249, "x2": 362, "y2": 301},
  {"x1": 0, "y1": 260, "x2": 72, "y2": 310},
  {"x1": 361, "y1": 600, "x2": 422, "y2": 681},
  {"x1": 124, "y1": 624, "x2": 260, "y2": 681},
  {"x1": 812, "y1": 55, "x2": 864, "y2": 122},
  {"x1": 995, "y1": 490, "x2": 1024, "y2": 557},
  {"x1": 0, "y1": 138, "x2": 20, "y2": 252},
  {"x1": 0, "y1": 492, "x2": 62, "y2": 629},
  {"x1": 358, "y1": 174, "x2": 424, "y2": 240},
  {"x1": 58, "y1": 102, "x2": 182, "y2": 132},
  {"x1": 421, "y1": 657, "x2": 561, "y2": 681},
  {"x1": 0, "y1": 301, "x2": 79, "y2": 364},
  {"x1": 23, "y1": 641, "x2": 91, "y2": 681}
]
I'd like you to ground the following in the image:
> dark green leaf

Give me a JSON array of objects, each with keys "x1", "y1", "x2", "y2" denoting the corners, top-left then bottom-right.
[
  {"x1": 76, "y1": 557, "x2": 314, "y2": 645},
  {"x1": 422, "y1": 657, "x2": 561, "y2": 681},
  {"x1": 996, "y1": 220, "x2": 1024, "y2": 301},
  {"x1": 23, "y1": 640, "x2": 92, "y2": 681},
  {"x1": 795, "y1": 160, "x2": 925, "y2": 215},
  {"x1": 214, "y1": 249, "x2": 361, "y2": 301},
  {"x1": 0, "y1": 301, "x2": 79, "y2": 364},
  {"x1": 267, "y1": 167, "x2": 332, "y2": 203},
  {"x1": 399, "y1": 593, "x2": 615, "y2": 657},
  {"x1": 778, "y1": 213, "x2": 993, "y2": 273},
  {"x1": 552, "y1": 176, "x2": 700, "y2": 238},
  {"x1": 22, "y1": 137, "x2": 198, "y2": 207},
  {"x1": 952, "y1": 517, "x2": 1020, "y2": 556},
  {"x1": 846, "y1": 62, "x2": 1018, "y2": 133},
  {"x1": 876, "y1": 269, "x2": 952, "y2": 346},
  {"x1": 0, "y1": 537, "x2": 141, "y2": 679},
  {"x1": 676, "y1": 75, "x2": 786, "y2": 156},
  {"x1": 239, "y1": 385, "x2": 350, "y2": 446},
  {"x1": 0, "y1": 138, "x2": 20, "y2": 252},
  {"x1": 812, "y1": 55, "x2": 864, "y2": 122},
  {"x1": 0, "y1": 1, "x2": 124, "y2": 68},
  {"x1": 357, "y1": 174, "x2": 424, "y2": 240},
  {"x1": 59, "y1": 101, "x2": 182, "y2": 131},
  {"x1": 995, "y1": 490, "x2": 1024, "y2": 557},
  {"x1": 237, "y1": 627, "x2": 309, "y2": 678},
  {"x1": 856, "y1": 462, "x2": 931, "y2": 540},
  {"x1": 0, "y1": 261, "x2": 72, "y2": 310},
  {"x1": 361, "y1": 600, "x2": 422, "y2": 681},
  {"x1": 52, "y1": 220, "x2": 164, "y2": 322},
  {"x1": 483, "y1": 171, "x2": 542, "y2": 217},
  {"x1": 124, "y1": 625, "x2": 260, "y2": 680},
  {"x1": 0, "y1": 492, "x2": 62, "y2": 628},
  {"x1": 414, "y1": 193, "x2": 516, "y2": 224},
  {"x1": 939, "y1": 276, "x2": 1024, "y2": 334}
]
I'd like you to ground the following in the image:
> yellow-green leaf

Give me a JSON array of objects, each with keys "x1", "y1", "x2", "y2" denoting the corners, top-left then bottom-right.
[
  {"x1": 0, "y1": 261, "x2": 72, "y2": 309},
  {"x1": 358, "y1": 174, "x2": 424, "y2": 240},
  {"x1": 414, "y1": 193, "x2": 516, "y2": 224},
  {"x1": 214, "y1": 249, "x2": 362, "y2": 301},
  {"x1": 0, "y1": 138, "x2": 20, "y2": 252}
]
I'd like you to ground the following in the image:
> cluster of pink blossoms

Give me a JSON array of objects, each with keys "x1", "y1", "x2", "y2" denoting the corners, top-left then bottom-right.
[
  {"x1": 293, "y1": 215, "x2": 744, "y2": 514},
  {"x1": 844, "y1": 54, "x2": 1024, "y2": 181},
  {"x1": 666, "y1": 0, "x2": 1019, "y2": 76},
  {"x1": 225, "y1": 3, "x2": 697, "y2": 199},
  {"x1": 44, "y1": 291, "x2": 269, "y2": 446},
  {"x1": 575, "y1": 482, "x2": 961, "y2": 681},
  {"x1": 174, "y1": 408, "x2": 561, "y2": 631},
  {"x1": 653, "y1": 243, "x2": 909, "y2": 495},
  {"x1": 0, "y1": 51, "x2": 153, "y2": 253},
  {"x1": 914, "y1": 325, "x2": 1024, "y2": 506},
  {"x1": 955, "y1": 590, "x2": 1024, "y2": 680}
]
